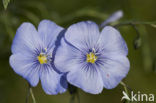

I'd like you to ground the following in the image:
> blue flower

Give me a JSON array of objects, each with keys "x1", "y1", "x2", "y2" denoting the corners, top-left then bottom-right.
[
  {"x1": 54, "y1": 21, "x2": 130, "y2": 94},
  {"x1": 9, "y1": 20, "x2": 67, "y2": 95}
]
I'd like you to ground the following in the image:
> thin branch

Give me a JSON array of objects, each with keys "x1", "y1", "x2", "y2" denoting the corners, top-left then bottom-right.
[
  {"x1": 76, "y1": 90, "x2": 80, "y2": 103},
  {"x1": 120, "y1": 82, "x2": 132, "y2": 103},
  {"x1": 70, "y1": 94, "x2": 75, "y2": 103},
  {"x1": 113, "y1": 20, "x2": 156, "y2": 28},
  {"x1": 120, "y1": 82, "x2": 129, "y2": 95},
  {"x1": 30, "y1": 87, "x2": 36, "y2": 103},
  {"x1": 25, "y1": 84, "x2": 31, "y2": 103},
  {"x1": 130, "y1": 23, "x2": 141, "y2": 49},
  {"x1": 25, "y1": 83, "x2": 36, "y2": 103},
  {"x1": 114, "y1": 21, "x2": 142, "y2": 49}
]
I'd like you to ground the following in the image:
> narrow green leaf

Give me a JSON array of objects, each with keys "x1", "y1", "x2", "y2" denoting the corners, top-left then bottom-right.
[{"x1": 2, "y1": 0, "x2": 10, "y2": 10}]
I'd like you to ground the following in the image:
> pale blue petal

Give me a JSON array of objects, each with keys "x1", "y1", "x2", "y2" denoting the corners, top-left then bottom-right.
[
  {"x1": 38, "y1": 20, "x2": 63, "y2": 49},
  {"x1": 11, "y1": 22, "x2": 43, "y2": 54},
  {"x1": 40, "y1": 65, "x2": 67, "y2": 95},
  {"x1": 65, "y1": 21, "x2": 100, "y2": 50},
  {"x1": 67, "y1": 65, "x2": 103, "y2": 94},
  {"x1": 97, "y1": 26, "x2": 128, "y2": 56},
  {"x1": 99, "y1": 55, "x2": 130, "y2": 89},
  {"x1": 54, "y1": 39, "x2": 104, "y2": 94},
  {"x1": 54, "y1": 38, "x2": 83, "y2": 73},
  {"x1": 9, "y1": 54, "x2": 39, "y2": 87}
]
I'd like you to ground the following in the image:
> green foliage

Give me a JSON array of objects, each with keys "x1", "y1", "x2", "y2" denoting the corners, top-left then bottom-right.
[
  {"x1": 0, "y1": 0, "x2": 156, "y2": 103},
  {"x1": 2, "y1": 0, "x2": 10, "y2": 10}
]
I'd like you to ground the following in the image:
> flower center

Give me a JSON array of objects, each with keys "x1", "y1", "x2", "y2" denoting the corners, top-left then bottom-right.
[
  {"x1": 38, "y1": 53, "x2": 48, "y2": 64},
  {"x1": 86, "y1": 52, "x2": 97, "y2": 63}
]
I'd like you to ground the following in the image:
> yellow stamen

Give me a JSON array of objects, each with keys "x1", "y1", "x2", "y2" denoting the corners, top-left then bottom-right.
[
  {"x1": 86, "y1": 52, "x2": 97, "y2": 63},
  {"x1": 38, "y1": 54, "x2": 47, "y2": 64}
]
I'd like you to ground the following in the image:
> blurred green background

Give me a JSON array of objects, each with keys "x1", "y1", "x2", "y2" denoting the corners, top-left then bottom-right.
[{"x1": 0, "y1": 0, "x2": 156, "y2": 103}]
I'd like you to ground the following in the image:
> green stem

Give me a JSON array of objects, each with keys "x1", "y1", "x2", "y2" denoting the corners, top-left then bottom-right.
[
  {"x1": 114, "y1": 21, "x2": 153, "y2": 72},
  {"x1": 120, "y1": 82, "x2": 130, "y2": 103},
  {"x1": 137, "y1": 25, "x2": 152, "y2": 72},
  {"x1": 113, "y1": 20, "x2": 156, "y2": 28},
  {"x1": 25, "y1": 84, "x2": 36, "y2": 103},
  {"x1": 120, "y1": 82, "x2": 129, "y2": 96},
  {"x1": 30, "y1": 88, "x2": 36, "y2": 103},
  {"x1": 70, "y1": 94, "x2": 75, "y2": 103},
  {"x1": 25, "y1": 85, "x2": 30, "y2": 103},
  {"x1": 132, "y1": 21, "x2": 156, "y2": 25},
  {"x1": 76, "y1": 90, "x2": 80, "y2": 103}
]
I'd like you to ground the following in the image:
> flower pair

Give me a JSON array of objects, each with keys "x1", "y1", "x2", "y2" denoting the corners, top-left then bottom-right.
[{"x1": 10, "y1": 11, "x2": 130, "y2": 94}]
